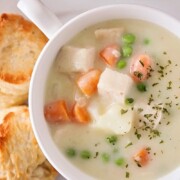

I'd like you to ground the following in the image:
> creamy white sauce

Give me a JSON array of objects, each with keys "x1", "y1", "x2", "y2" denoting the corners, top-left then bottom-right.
[{"x1": 45, "y1": 19, "x2": 180, "y2": 180}]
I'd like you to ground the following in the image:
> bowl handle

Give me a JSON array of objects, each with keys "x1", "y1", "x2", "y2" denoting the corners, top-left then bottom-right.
[{"x1": 17, "y1": 0, "x2": 62, "y2": 39}]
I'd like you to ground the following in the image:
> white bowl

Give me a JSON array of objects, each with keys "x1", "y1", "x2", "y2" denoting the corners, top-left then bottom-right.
[{"x1": 26, "y1": 4, "x2": 180, "y2": 180}]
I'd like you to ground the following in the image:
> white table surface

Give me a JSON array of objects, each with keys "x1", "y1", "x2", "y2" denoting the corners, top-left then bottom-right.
[{"x1": 0, "y1": 0, "x2": 180, "y2": 179}]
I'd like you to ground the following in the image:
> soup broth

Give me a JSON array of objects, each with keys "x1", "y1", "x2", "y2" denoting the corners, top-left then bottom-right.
[{"x1": 45, "y1": 19, "x2": 180, "y2": 180}]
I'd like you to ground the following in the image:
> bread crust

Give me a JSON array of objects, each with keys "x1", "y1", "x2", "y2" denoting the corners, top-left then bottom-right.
[
  {"x1": 0, "y1": 13, "x2": 48, "y2": 96},
  {"x1": 0, "y1": 106, "x2": 57, "y2": 179},
  {"x1": 0, "y1": 14, "x2": 57, "y2": 180}
]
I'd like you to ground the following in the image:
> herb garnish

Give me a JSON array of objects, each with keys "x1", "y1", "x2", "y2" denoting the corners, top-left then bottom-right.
[
  {"x1": 135, "y1": 129, "x2": 141, "y2": 140},
  {"x1": 168, "y1": 60, "x2": 172, "y2": 64},
  {"x1": 146, "y1": 147, "x2": 151, "y2": 152},
  {"x1": 162, "y1": 108, "x2": 170, "y2": 115},
  {"x1": 94, "y1": 152, "x2": 99, "y2": 158},
  {"x1": 126, "y1": 172, "x2": 130, "y2": 178},
  {"x1": 152, "y1": 83, "x2": 159, "y2": 87},
  {"x1": 125, "y1": 142, "x2": 133, "y2": 148},
  {"x1": 106, "y1": 135, "x2": 118, "y2": 145},
  {"x1": 125, "y1": 98, "x2": 134, "y2": 105},
  {"x1": 148, "y1": 94, "x2": 154, "y2": 105},
  {"x1": 144, "y1": 114, "x2": 153, "y2": 119},
  {"x1": 134, "y1": 71, "x2": 143, "y2": 79},
  {"x1": 137, "y1": 108, "x2": 143, "y2": 113},
  {"x1": 167, "y1": 81, "x2": 172, "y2": 90},
  {"x1": 121, "y1": 109, "x2": 128, "y2": 115},
  {"x1": 139, "y1": 60, "x2": 144, "y2": 67},
  {"x1": 148, "y1": 130, "x2": 161, "y2": 139}
]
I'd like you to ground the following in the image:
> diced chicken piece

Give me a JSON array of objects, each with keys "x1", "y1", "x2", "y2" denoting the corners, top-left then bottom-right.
[
  {"x1": 134, "y1": 102, "x2": 163, "y2": 129},
  {"x1": 88, "y1": 102, "x2": 134, "y2": 135},
  {"x1": 56, "y1": 46, "x2": 96, "y2": 73},
  {"x1": 95, "y1": 28, "x2": 124, "y2": 44},
  {"x1": 97, "y1": 68, "x2": 133, "y2": 104}
]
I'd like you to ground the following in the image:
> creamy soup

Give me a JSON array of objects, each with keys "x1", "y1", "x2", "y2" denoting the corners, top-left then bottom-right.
[{"x1": 44, "y1": 19, "x2": 180, "y2": 180}]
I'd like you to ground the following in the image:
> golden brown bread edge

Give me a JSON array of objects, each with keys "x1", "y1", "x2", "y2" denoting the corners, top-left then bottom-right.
[
  {"x1": 0, "y1": 106, "x2": 58, "y2": 180},
  {"x1": 0, "y1": 13, "x2": 57, "y2": 179},
  {"x1": 0, "y1": 13, "x2": 48, "y2": 108}
]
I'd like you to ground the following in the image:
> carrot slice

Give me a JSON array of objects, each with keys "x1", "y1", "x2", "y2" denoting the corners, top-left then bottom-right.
[
  {"x1": 100, "y1": 44, "x2": 120, "y2": 67},
  {"x1": 133, "y1": 148, "x2": 149, "y2": 167},
  {"x1": 44, "y1": 100, "x2": 70, "y2": 123},
  {"x1": 77, "y1": 69, "x2": 101, "y2": 96},
  {"x1": 72, "y1": 103, "x2": 91, "y2": 124},
  {"x1": 130, "y1": 54, "x2": 152, "y2": 82}
]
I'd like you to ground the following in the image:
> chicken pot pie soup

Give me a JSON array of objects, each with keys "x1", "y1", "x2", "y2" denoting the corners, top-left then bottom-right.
[{"x1": 44, "y1": 19, "x2": 180, "y2": 180}]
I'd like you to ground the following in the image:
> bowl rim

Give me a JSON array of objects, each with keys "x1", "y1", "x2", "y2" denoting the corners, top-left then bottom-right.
[{"x1": 29, "y1": 4, "x2": 180, "y2": 180}]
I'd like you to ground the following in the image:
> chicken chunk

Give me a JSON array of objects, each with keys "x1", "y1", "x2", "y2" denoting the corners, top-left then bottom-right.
[
  {"x1": 95, "y1": 28, "x2": 124, "y2": 44},
  {"x1": 97, "y1": 68, "x2": 133, "y2": 104},
  {"x1": 56, "y1": 46, "x2": 96, "y2": 73}
]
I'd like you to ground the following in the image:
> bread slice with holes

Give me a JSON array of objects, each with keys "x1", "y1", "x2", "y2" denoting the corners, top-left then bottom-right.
[
  {"x1": 0, "y1": 106, "x2": 57, "y2": 179},
  {"x1": 0, "y1": 13, "x2": 48, "y2": 99}
]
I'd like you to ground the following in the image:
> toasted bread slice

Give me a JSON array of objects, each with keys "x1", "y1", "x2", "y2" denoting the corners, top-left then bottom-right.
[
  {"x1": 0, "y1": 106, "x2": 53, "y2": 179},
  {"x1": 0, "y1": 13, "x2": 48, "y2": 96}
]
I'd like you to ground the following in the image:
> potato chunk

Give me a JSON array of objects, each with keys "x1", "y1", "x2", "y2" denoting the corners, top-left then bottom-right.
[
  {"x1": 88, "y1": 102, "x2": 134, "y2": 134},
  {"x1": 97, "y1": 68, "x2": 133, "y2": 104},
  {"x1": 56, "y1": 46, "x2": 96, "y2": 73}
]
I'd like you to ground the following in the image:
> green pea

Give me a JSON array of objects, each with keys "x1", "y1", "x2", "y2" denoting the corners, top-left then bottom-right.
[
  {"x1": 125, "y1": 98, "x2": 134, "y2": 105},
  {"x1": 101, "y1": 153, "x2": 110, "y2": 162},
  {"x1": 80, "y1": 150, "x2": 91, "y2": 159},
  {"x1": 117, "y1": 60, "x2": 127, "y2": 69},
  {"x1": 115, "y1": 157, "x2": 125, "y2": 166},
  {"x1": 122, "y1": 33, "x2": 136, "y2": 44},
  {"x1": 137, "y1": 83, "x2": 147, "y2": 92},
  {"x1": 66, "y1": 148, "x2": 76, "y2": 158},
  {"x1": 122, "y1": 45, "x2": 133, "y2": 57}
]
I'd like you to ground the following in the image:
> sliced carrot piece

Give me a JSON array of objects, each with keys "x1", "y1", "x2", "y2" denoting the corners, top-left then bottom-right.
[
  {"x1": 44, "y1": 100, "x2": 70, "y2": 123},
  {"x1": 77, "y1": 69, "x2": 101, "y2": 96},
  {"x1": 72, "y1": 103, "x2": 91, "y2": 124},
  {"x1": 133, "y1": 148, "x2": 149, "y2": 167},
  {"x1": 100, "y1": 44, "x2": 120, "y2": 67},
  {"x1": 130, "y1": 54, "x2": 152, "y2": 82}
]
